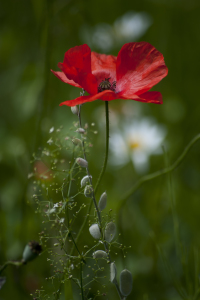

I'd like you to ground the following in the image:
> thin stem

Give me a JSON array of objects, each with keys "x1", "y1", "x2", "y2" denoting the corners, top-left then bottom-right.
[
  {"x1": 73, "y1": 103, "x2": 123, "y2": 300},
  {"x1": 0, "y1": 262, "x2": 9, "y2": 275},
  {"x1": 77, "y1": 106, "x2": 103, "y2": 236},
  {"x1": 78, "y1": 105, "x2": 102, "y2": 225},
  {"x1": 80, "y1": 262, "x2": 84, "y2": 300},
  {"x1": 0, "y1": 261, "x2": 23, "y2": 275},
  {"x1": 94, "y1": 101, "x2": 109, "y2": 193},
  {"x1": 66, "y1": 161, "x2": 76, "y2": 227},
  {"x1": 69, "y1": 233, "x2": 85, "y2": 263},
  {"x1": 70, "y1": 101, "x2": 110, "y2": 254},
  {"x1": 119, "y1": 133, "x2": 200, "y2": 205}
]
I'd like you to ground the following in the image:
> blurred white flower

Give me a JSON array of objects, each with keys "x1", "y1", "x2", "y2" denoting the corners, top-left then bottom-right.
[
  {"x1": 114, "y1": 11, "x2": 152, "y2": 41},
  {"x1": 80, "y1": 11, "x2": 152, "y2": 52},
  {"x1": 110, "y1": 118, "x2": 166, "y2": 173}
]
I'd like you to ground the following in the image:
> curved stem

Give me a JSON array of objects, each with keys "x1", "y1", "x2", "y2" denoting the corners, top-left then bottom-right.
[
  {"x1": 94, "y1": 101, "x2": 109, "y2": 193},
  {"x1": 119, "y1": 133, "x2": 200, "y2": 205},
  {"x1": 0, "y1": 261, "x2": 23, "y2": 275}
]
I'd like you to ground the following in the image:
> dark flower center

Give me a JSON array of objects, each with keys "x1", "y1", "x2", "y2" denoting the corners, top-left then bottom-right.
[{"x1": 98, "y1": 77, "x2": 116, "y2": 93}]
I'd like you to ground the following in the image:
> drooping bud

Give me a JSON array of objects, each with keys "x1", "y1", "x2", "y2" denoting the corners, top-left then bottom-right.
[
  {"x1": 84, "y1": 185, "x2": 93, "y2": 198},
  {"x1": 0, "y1": 277, "x2": 6, "y2": 290},
  {"x1": 81, "y1": 175, "x2": 92, "y2": 187},
  {"x1": 110, "y1": 262, "x2": 117, "y2": 283},
  {"x1": 98, "y1": 192, "x2": 107, "y2": 211},
  {"x1": 76, "y1": 128, "x2": 85, "y2": 134},
  {"x1": 93, "y1": 250, "x2": 107, "y2": 259},
  {"x1": 104, "y1": 222, "x2": 116, "y2": 242},
  {"x1": 72, "y1": 138, "x2": 82, "y2": 146},
  {"x1": 22, "y1": 241, "x2": 42, "y2": 264},
  {"x1": 76, "y1": 158, "x2": 88, "y2": 168},
  {"x1": 89, "y1": 224, "x2": 101, "y2": 239},
  {"x1": 71, "y1": 106, "x2": 79, "y2": 115},
  {"x1": 119, "y1": 269, "x2": 133, "y2": 297}
]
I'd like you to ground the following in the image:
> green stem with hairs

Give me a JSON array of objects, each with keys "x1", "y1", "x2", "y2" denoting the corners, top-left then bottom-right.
[
  {"x1": 94, "y1": 101, "x2": 109, "y2": 193},
  {"x1": 70, "y1": 101, "x2": 110, "y2": 255}
]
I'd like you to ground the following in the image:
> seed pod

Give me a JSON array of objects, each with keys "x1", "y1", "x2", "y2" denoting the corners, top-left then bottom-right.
[
  {"x1": 93, "y1": 250, "x2": 107, "y2": 259},
  {"x1": 71, "y1": 106, "x2": 79, "y2": 115},
  {"x1": 84, "y1": 185, "x2": 93, "y2": 198},
  {"x1": 72, "y1": 138, "x2": 82, "y2": 146},
  {"x1": 22, "y1": 241, "x2": 42, "y2": 264},
  {"x1": 0, "y1": 277, "x2": 6, "y2": 290},
  {"x1": 98, "y1": 192, "x2": 107, "y2": 211},
  {"x1": 104, "y1": 222, "x2": 116, "y2": 242},
  {"x1": 76, "y1": 157, "x2": 88, "y2": 168},
  {"x1": 81, "y1": 175, "x2": 92, "y2": 187},
  {"x1": 110, "y1": 262, "x2": 117, "y2": 283},
  {"x1": 76, "y1": 128, "x2": 85, "y2": 134},
  {"x1": 89, "y1": 224, "x2": 101, "y2": 239},
  {"x1": 120, "y1": 269, "x2": 133, "y2": 297}
]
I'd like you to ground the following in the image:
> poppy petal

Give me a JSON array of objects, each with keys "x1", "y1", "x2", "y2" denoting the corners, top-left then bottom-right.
[
  {"x1": 58, "y1": 44, "x2": 98, "y2": 95},
  {"x1": 116, "y1": 42, "x2": 168, "y2": 95},
  {"x1": 91, "y1": 52, "x2": 117, "y2": 84},
  {"x1": 51, "y1": 70, "x2": 81, "y2": 88},
  {"x1": 59, "y1": 90, "x2": 119, "y2": 107},
  {"x1": 118, "y1": 91, "x2": 163, "y2": 104}
]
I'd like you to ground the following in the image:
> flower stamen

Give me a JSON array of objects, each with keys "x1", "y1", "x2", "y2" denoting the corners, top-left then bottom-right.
[{"x1": 98, "y1": 78, "x2": 116, "y2": 93}]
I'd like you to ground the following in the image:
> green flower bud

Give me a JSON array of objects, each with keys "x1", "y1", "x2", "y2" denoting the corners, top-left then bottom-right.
[
  {"x1": 120, "y1": 269, "x2": 133, "y2": 297},
  {"x1": 22, "y1": 241, "x2": 42, "y2": 264},
  {"x1": 110, "y1": 262, "x2": 117, "y2": 283},
  {"x1": 71, "y1": 106, "x2": 79, "y2": 115},
  {"x1": 89, "y1": 224, "x2": 101, "y2": 239},
  {"x1": 76, "y1": 158, "x2": 88, "y2": 168},
  {"x1": 0, "y1": 277, "x2": 6, "y2": 290},
  {"x1": 81, "y1": 175, "x2": 92, "y2": 187},
  {"x1": 104, "y1": 222, "x2": 116, "y2": 242},
  {"x1": 98, "y1": 192, "x2": 107, "y2": 211},
  {"x1": 93, "y1": 250, "x2": 107, "y2": 259},
  {"x1": 84, "y1": 185, "x2": 93, "y2": 198},
  {"x1": 76, "y1": 128, "x2": 85, "y2": 134},
  {"x1": 72, "y1": 138, "x2": 82, "y2": 146}
]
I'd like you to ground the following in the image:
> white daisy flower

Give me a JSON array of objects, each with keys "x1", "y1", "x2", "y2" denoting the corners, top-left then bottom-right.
[{"x1": 110, "y1": 118, "x2": 166, "y2": 173}]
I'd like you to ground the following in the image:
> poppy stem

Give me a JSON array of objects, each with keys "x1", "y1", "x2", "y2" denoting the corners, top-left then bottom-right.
[{"x1": 94, "y1": 101, "x2": 109, "y2": 193}]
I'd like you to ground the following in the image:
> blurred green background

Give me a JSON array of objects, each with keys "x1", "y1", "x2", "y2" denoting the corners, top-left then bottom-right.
[{"x1": 1, "y1": 0, "x2": 200, "y2": 299}]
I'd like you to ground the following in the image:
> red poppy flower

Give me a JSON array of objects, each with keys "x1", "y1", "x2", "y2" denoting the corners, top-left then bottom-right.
[{"x1": 51, "y1": 42, "x2": 168, "y2": 107}]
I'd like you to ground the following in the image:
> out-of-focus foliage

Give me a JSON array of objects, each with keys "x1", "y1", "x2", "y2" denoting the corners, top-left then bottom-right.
[{"x1": 0, "y1": 0, "x2": 200, "y2": 299}]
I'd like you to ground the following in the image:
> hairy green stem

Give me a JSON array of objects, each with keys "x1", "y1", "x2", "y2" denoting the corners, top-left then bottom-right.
[
  {"x1": 94, "y1": 101, "x2": 109, "y2": 193},
  {"x1": 72, "y1": 102, "x2": 124, "y2": 300},
  {"x1": 119, "y1": 133, "x2": 200, "y2": 205},
  {"x1": 70, "y1": 101, "x2": 110, "y2": 254}
]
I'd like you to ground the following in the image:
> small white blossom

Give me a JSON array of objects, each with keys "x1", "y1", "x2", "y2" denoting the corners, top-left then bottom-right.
[{"x1": 110, "y1": 118, "x2": 166, "y2": 173}]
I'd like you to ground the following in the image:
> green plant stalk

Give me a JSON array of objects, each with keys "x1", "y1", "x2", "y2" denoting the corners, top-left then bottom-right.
[
  {"x1": 66, "y1": 160, "x2": 76, "y2": 227},
  {"x1": 80, "y1": 262, "x2": 84, "y2": 300},
  {"x1": 70, "y1": 101, "x2": 110, "y2": 254},
  {"x1": 71, "y1": 102, "x2": 124, "y2": 300},
  {"x1": 119, "y1": 133, "x2": 200, "y2": 205},
  {"x1": 0, "y1": 261, "x2": 23, "y2": 275},
  {"x1": 163, "y1": 147, "x2": 182, "y2": 258},
  {"x1": 94, "y1": 100, "x2": 109, "y2": 193}
]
